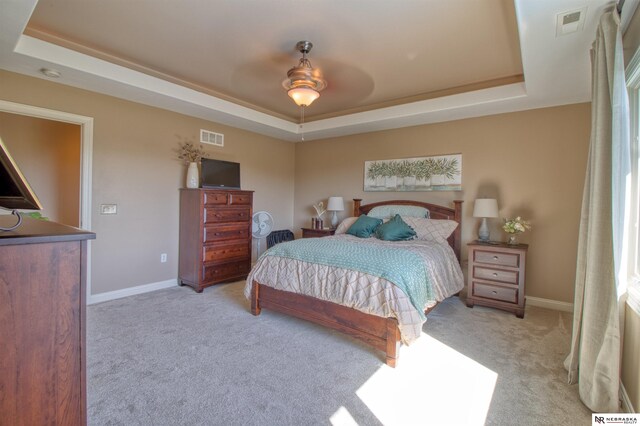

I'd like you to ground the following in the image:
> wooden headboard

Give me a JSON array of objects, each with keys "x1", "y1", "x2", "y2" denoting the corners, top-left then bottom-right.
[{"x1": 353, "y1": 199, "x2": 463, "y2": 263}]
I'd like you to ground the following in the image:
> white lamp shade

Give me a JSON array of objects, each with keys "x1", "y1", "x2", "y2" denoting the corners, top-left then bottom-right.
[
  {"x1": 327, "y1": 196, "x2": 345, "y2": 211},
  {"x1": 473, "y1": 198, "x2": 498, "y2": 218},
  {"x1": 288, "y1": 87, "x2": 320, "y2": 106}
]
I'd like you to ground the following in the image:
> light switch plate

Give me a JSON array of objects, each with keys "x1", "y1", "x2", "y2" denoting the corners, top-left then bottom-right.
[{"x1": 100, "y1": 204, "x2": 117, "y2": 215}]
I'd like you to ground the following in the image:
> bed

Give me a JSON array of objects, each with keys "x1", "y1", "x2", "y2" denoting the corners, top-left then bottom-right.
[{"x1": 245, "y1": 199, "x2": 463, "y2": 367}]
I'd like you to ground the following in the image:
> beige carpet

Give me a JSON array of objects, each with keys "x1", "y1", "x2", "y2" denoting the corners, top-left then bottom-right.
[{"x1": 87, "y1": 281, "x2": 591, "y2": 425}]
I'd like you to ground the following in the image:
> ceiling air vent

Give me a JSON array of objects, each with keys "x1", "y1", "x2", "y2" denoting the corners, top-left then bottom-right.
[
  {"x1": 200, "y1": 129, "x2": 224, "y2": 147},
  {"x1": 556, "y1": 8, "x2": 587, "y2": 37}
]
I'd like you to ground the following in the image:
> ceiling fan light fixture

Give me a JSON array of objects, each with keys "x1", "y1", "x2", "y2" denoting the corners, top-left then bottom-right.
[
  {"x1": 288, "y1": 87, "x2": 320, "y2": 107},
  {"x1": 282, "y1": 41, "x2": 326, "y2": 107}
]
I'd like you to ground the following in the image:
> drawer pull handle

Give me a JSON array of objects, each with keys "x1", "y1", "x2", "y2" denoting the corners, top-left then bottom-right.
[
  {"x1": 493, "y1": 256, "x2": 499, "y2": 260},
  {"x1": 492, "y1": 272, "x2": 498, "y2": 277},
  {"x1": 492, "y1": 291, "x2": 498, "y2": 294}
]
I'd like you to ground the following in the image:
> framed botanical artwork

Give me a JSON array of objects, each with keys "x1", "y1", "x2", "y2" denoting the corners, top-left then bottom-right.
[{"x1": 364, "y1": 154, "x2": 462, "y2": 192}]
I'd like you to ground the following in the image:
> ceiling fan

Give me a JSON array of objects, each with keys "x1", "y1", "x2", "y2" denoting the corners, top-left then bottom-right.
[
  {"x1": 282, "y1": 41, "x2": 327, "y2": 108},
  {"x1": 229, "y1": 39, "x2": 374, "y2": 122}
]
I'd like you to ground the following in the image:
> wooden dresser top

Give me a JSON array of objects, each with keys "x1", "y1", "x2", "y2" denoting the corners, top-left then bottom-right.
[{"x1": 0, "y1": 216, "x2": 95, "y2": 246}]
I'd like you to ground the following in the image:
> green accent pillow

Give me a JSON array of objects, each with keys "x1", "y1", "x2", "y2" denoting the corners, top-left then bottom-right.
[
  {"x1": 346, "y1": 214, "x2": 383, "y2": 238},
  {"x1": 375, "y1": 214, "x2": 417, "y2": 241}
]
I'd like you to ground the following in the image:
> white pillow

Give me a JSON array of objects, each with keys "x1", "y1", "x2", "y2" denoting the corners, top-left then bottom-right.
[
  {"x1": 367, "y1": 205, "x2": 430, "y2": 219},
  {"x1": 335, "y1": 216, "x2": 359, "y2": 234},
  {"x1": 401, "y1": 217, "x2": 458, "y2": 242}
]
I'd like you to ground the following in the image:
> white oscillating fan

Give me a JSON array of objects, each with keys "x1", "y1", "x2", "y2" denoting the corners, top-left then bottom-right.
[{"x1": 251, "y1": 211, "x2": 274, "y2": 258}]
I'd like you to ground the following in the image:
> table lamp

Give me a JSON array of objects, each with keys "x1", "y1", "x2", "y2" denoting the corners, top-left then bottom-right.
[
  {"x1": 473, "y1": 198, "x2": 498, "y2": 242},
  {"x1": 327, "y1": 196, "x2": 345, "y2": 228}
]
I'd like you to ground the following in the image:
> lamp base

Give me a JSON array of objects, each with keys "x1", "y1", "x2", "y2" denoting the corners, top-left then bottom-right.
[
  {"x1": 331, "y1": 211, "x2": 339, "y2": 228},
  {"x1": 478, "y1": 217, "x2": 490, "y2": 241}
]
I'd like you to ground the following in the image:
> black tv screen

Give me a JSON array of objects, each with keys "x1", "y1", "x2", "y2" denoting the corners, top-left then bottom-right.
[
  {"x1": 201, "y1": 158, "x2": 241, "y2": 189},
  {"x1": 0, "y1": 138, "x2": 42, "y2": 210}
]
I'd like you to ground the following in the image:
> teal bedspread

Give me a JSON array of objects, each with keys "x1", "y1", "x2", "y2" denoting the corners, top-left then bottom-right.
[{"x1": 263, "y1": 238, "x2": 432, "y2": 319}]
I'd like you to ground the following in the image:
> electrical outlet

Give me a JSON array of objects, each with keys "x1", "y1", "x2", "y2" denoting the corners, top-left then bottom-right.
[
  {"x1": 160, "y1": 253, "x2": 167, "y2": 263},
  {"x1": 100, "y1": 204, "x2": 117, "y2": 215}
]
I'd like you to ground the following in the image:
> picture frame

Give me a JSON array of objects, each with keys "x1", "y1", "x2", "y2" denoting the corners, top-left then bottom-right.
[{"x1": 364, "y1": 153, "x2": 462, "y2": 192}]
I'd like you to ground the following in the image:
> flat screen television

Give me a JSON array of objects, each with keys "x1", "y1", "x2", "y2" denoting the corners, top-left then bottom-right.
[
  {"x1": 200, "y1": 158, "x2": 241, "y2": 189},
  {"x1": 0, "y1": 137, "x2": 42, "y2": 210}
]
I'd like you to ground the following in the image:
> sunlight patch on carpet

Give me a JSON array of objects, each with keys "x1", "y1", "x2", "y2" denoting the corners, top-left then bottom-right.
[
  {"x1": 354, "y1": 333, "x2": 497, "y2": 425},
  {"x1": 329, "y1": 406, "x2": 359, "y2": 426}
]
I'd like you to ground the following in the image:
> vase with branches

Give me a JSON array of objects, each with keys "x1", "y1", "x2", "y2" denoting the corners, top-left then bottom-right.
[{"x1": 177, "y1": 141, "x2": 206, "y2": 188}]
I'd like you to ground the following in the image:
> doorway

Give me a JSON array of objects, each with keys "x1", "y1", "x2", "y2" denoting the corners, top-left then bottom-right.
[
  {"x1": 0, "y1": 100, "x2": 94, "y2": 297},
  {"x1": 0, "y1": 112, "x2": 81, "y2": 226}
]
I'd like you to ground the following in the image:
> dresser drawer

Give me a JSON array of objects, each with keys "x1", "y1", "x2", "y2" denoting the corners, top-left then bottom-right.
[
  {"x1": 473, "y1": 266, "x2": 518, "y2": 285},
  {"x1": 203, "y1": 192, "x2": 228, "y2": 205},
  {"x1": 202, "y1": 260, "x2": 251, "y2": 282},
  {"x1": 204, "y1": 224, "x2": 249, "y2": 243},
  {"x1": 204, "y1": 206, "x2": 251, "y2": 223},
  {"x1": 229, "y1": 193, "x2": 252, "y2": 205},
  {"x1": 203, "y1": 241, "x2": 250, "y2": 263},
  {"x1": 474, "y1": 250, "x2": 520, "y2": 268},
  {"x1": 472, "y1": 282, "x2": 518, "y2": 304}
]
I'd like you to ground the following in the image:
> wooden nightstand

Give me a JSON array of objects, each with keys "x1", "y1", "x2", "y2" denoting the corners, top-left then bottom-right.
[
  {"x1": 466, "y1": 241, "x2": 528, "y2": 318},
  {"x1": 301, "y1": 228, "x2": 335, "y2": 238}
]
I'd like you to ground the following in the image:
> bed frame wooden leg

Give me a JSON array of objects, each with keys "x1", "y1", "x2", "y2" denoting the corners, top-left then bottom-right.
[
  {"x1": 251, "y1": 281, "x2": 261, "y2": 316},
  {"x1": 385, "y1": 318, "x2": 401, "y2": 367}
]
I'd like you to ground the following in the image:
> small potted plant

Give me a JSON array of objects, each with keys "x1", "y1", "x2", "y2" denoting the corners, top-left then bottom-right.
[
  {"x1": 502, "y1": 216, "x2": 531, "y2": 245},
  {"x1": 177, "y1": 141, "x2": 206, "y2": 188}
]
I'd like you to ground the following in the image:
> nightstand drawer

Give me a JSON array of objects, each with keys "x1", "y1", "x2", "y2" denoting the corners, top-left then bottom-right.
[
  {"x1": 472, "y1": 282, "x2": 518, "y2": 304},
  {"x1": 474, "y1": 250, "x2": 520, "y2": 267},
  {"x1": 473, "y1": 266, "x2": 518, "y2": 285},
  {"x1": 301, "y1": 228, "x2": 335, "y2": 238}
]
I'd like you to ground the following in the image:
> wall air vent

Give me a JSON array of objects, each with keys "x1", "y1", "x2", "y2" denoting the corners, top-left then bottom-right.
[
  {"x1": 556, "y1": 8, "x2": 587, "y2": 37},
  {"x1": 200, "y1": 129, "x2": 224, "y2": 147}
]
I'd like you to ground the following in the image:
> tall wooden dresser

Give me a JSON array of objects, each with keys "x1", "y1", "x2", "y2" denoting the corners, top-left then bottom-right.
[
  {"x1": 179, "y1": 188, "x2": 253, "y2": 293},
  {"x1": 0, "y1": 216, "x2": 95, "y2": 425}
]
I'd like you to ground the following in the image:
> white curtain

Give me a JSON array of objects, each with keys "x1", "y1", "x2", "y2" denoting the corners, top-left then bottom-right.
[{"x1": 564, "y1": 9, "x2": 631, "y2": 413}]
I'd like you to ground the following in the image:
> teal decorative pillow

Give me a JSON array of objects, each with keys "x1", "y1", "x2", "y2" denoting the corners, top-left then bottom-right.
[
  {"x1": 375, "y1": 214, "x2": 417, "y2": 241},
  {"x1": 367, "y1": 205, "x2": 430, "y2": 219},
  {"x1": 346, "y1": 215, "x2": 383, "y2": 238}
]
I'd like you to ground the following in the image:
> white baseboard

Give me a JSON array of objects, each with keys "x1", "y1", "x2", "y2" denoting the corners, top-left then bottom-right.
[
  {"x1": 87, "y1": 279, "x2": 177, "y2": 305},
  {"x1": 621, "y1": 382, "x2": 636, "y2": 413},
  {"x1": 525, "y1": 296, "x2": 573, "y2": 312}
]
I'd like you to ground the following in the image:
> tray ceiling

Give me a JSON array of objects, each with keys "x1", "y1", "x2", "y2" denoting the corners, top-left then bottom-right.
[
  {"x1": 0, "y1": 1, "x2": 618, "y2": 141},
  {"x1": 24, "y1": 0, "x2": 523, "y2": 122}
]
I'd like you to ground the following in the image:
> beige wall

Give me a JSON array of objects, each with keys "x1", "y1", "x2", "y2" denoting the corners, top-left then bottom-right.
[
  {"x1": 295, "y1": 104, "x2": 591, "y2": 303},
  {"x1": 0, "y1": 112, "x2": 81, "y2": 226},
  {"x1": 0, "y1": 70, "x2": 295, "y2": 295}
]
